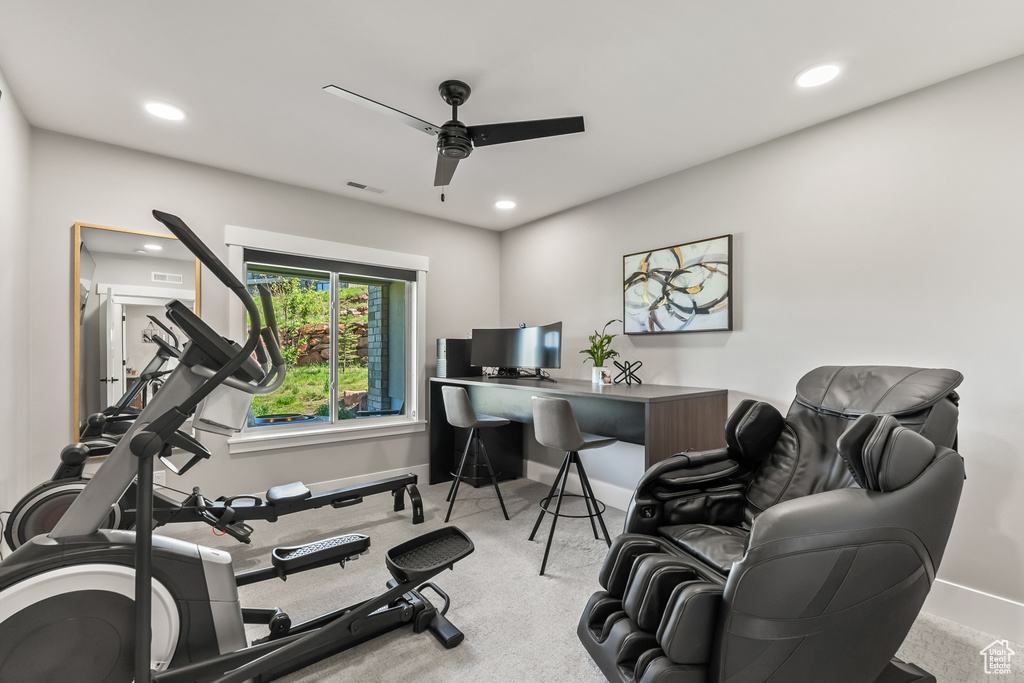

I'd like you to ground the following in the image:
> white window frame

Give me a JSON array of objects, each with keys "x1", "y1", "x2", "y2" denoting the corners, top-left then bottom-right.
[{"x1": 223, "y1": 225, "x2": 428, "y2": 454}]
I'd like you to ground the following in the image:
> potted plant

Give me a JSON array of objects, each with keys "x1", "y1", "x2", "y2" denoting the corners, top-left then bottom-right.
[{"x1": 581, "y1": 319, "x2": 621, "y2": 384}]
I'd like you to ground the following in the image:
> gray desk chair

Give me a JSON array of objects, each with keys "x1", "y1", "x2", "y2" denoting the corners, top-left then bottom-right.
[
  {"x1": 441, "y1": 385, "x2": 510, "y2": 523},
  {"x1": 530, "y1": 396, "x2": 616, "y2": 575}
]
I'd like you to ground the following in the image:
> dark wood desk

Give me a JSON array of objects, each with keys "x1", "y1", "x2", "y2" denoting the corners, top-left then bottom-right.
[{"x1": 428, "y1": 377, "x2": 727, "y2": 485}]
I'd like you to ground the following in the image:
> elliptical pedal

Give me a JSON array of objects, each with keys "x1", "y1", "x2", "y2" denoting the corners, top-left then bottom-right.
[
  {"x1": 272, "y1": 533, "x2": 371, "y2": 574},
  {"x1": 385, "y1": 526, "x2": 474, "y2": 585}
]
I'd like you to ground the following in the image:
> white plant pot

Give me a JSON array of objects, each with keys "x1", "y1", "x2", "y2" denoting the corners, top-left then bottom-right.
[{"x1": 592, "y1": 366, "x2": 611, "y2": 385}]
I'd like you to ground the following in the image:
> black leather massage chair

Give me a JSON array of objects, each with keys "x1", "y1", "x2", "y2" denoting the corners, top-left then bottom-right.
[{"x1": 578, "y1": 366, "x2": 965, "y2": 683}]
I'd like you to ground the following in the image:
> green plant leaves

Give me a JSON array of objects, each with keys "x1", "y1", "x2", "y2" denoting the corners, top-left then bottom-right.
[{"x1": 580, "y1": 318, "x2": 622, "y2": 367}]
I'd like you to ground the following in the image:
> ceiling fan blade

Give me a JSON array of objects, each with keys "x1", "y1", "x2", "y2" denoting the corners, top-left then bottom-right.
[
  {"x1": 468, "y1": 116, "x2": 584, "y2": 147},
  {"x1": 434, "y1": 155, "x2": 460, "y2": 187},
  {"x1": 323, "y1": 84, "x2": 442, "y2": 136}
]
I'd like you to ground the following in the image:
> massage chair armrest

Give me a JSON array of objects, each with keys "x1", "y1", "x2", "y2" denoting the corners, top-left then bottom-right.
[
  {"x1": 625, "y1": 400, "x2": 785, "y2": 534},
  {"x1": 626, "y1": 448, "x2": 741, "y2": 532},
  {"x1": 625, "y1": 475, "x2": 747, "y2": 535},
  {"x1": 656, "y1": 582, "x2": 724, "y2": 666},
  {"x1": 669, "y1": 446, "x2": 733, "y2": 468},
  {"x1": 633, "y1": 447, "x2": 736, "y2": 496},
  {"x1": 657, "y1": 448, "x2": 739, "y2": 486}
]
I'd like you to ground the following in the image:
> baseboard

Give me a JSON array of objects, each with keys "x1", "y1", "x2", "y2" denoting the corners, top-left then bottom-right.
[
  {"x1": 524, "y1": 460, "x2": 634, "y2": 512},
  {"x1": 922, "y1": 578, "x2": 1024, "y2": 645}
]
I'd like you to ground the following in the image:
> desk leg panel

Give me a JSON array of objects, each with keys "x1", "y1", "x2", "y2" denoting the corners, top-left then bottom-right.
[
  {"x1": 429, "y1": 381, "x2": 454, "y2": 484},
  {"x1": 644, "y1": 393, "x2": 728, "y2": 468}
]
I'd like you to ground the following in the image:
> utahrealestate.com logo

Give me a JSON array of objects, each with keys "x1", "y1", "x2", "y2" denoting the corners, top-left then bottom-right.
[{"x1": 980, "y1": 639, "x2": 1015, "y2": 675}]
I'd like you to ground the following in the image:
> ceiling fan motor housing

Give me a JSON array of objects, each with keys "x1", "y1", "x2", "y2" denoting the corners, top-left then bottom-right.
[{"x1": 438, "y1": 121, "x2": 473, "y2": 159}]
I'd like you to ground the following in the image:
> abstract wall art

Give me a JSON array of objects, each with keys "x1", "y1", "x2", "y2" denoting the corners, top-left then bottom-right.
[{"x1": 623, "y1": 234, "x2": 732, "y2": 334}]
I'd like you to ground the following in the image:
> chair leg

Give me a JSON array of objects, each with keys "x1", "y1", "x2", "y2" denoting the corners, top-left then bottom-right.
[
  {"x1": 446, "y1": 428, "x2": 472, "y2": 502},
  {"x1": 445, "y1": 428, "x2": 474, "y2": 523},
  {"x1": 539, "y1": 451, "x2": 573, "y2": 575},
  {"x1": 575, "y1": 453, "x2": 611, "y2": 546},
  {"x1": 477, "y1": 438, "x2": 509, "y2": 520},
  {"x1": 572, "y1": 454, "x2": 601, "y2": 540},
  {"x1": 529, "y1": 451, "x2": 571, "y2": 541}
]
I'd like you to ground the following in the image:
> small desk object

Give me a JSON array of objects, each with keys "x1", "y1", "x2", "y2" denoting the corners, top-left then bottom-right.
[{"x1": 428, "y1": 377, "x2": 728, "y2": 485}]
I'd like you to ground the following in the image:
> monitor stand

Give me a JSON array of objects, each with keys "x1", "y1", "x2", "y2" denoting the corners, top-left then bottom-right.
[{"x1": 493, "y1": 367, "x2": 557, "y2": 383}]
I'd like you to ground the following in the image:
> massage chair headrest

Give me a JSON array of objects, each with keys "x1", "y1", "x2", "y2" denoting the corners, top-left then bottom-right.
[
  {"x1": 795, "y1": 366, "x2": 962, "y2": 417},
  {"x1": 837, "y1": 413, "x2": 937, "y2": 492},
  {"x1": 724, "y1": 399, "x2": 785, "y2": 468}
]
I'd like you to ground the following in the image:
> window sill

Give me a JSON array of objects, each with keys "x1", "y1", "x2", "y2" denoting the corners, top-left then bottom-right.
[{"x1": 227, "y1": 418, "x2": 427, "y2": 454}]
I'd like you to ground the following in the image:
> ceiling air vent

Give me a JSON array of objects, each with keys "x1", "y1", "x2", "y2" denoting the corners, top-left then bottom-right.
[
  {"x1": 152, "y1": 272, "x2": 184, "y2": 285},
  {"x1": 346, "y1": 181, "x2": 385, "y2": 194}
]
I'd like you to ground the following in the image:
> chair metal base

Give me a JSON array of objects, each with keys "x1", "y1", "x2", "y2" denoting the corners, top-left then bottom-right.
[
  {"x1": 529, "y1": 450, "x2": 611, "y2": 575},
  {"x1": 445, "y1": 427, "x2": 509, "y2": 523}
]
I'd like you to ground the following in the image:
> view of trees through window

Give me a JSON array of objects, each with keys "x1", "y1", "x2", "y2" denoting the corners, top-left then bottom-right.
[{"x1": 247, "y1": 263, "x2": 387, "y2": 424}]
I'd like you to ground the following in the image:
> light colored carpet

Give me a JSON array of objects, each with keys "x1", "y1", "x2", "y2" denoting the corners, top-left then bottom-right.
[
  {"x1": 165, "y1": 478, "x2": 1022, "y2": 682},
  {"x1": 898, "y1": 612, "x2": 1024, "y2": 682},
  {"x1": 170, "y1": 477, "x2": 617, "y2": 682}
]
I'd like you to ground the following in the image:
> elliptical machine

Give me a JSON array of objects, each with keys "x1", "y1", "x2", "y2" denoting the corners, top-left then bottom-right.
[
  {"x1": 0, "y1": 210, "x2": 473, "y2": 683},
  {"x1": 4, "y1": 299, "x2": 423, "y2": 551}
]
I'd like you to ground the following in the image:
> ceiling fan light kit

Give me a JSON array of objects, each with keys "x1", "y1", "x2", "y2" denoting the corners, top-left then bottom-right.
[{"x1": 323, "y1": 79, "x2": 585, "y2": 192}]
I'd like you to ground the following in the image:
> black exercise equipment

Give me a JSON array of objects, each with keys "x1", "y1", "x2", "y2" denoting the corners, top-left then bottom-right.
[
  {"x1": 577, "y1": 365, "x2": 965, "y2": 683},
  {"x1": 0, "y1": 210, "x2": 472, "y2": 683},
  {"x1": 3, "y1": 457, "x2": 424, "y2": 549},
  {"x1": 5, "y1": 310, "x2": 423, "y2": 550}
]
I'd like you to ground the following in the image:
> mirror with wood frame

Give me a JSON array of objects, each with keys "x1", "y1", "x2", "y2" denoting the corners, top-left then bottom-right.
[{"x1": 73, "y1": 223, "x2": 201, "y2": 437}]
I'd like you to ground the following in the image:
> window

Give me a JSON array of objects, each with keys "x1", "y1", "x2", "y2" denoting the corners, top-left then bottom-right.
[{"x1": 225, "y1": 226, "x2": 427, "y2": 453}]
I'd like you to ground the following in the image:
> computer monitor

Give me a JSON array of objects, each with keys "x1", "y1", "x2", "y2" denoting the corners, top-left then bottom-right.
[{"x1": 470, "y1": 322, "x2": 562, "y2": 377}]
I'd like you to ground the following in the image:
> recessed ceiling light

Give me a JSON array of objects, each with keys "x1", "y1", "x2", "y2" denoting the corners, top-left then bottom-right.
[
  {"x1": 144, "y1": 243, "x2": 163, "y2": 251},
  {"x1": 133, "y1": 249, "x2": 148, "y2": 255},
  {"x1": 796, "y1": 63, "x2": 841, "y2": 88},
  {"x1": 495, "y1": 200, "x2": 516, "y2": 210},
  {"x1": 145, "y1": 101, "x2": 185, "y2": 121}
]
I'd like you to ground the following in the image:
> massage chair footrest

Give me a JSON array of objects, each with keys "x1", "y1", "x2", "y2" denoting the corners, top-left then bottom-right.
[{"x1": 579, "y1": 592, "x2": 710, "y2": 683}]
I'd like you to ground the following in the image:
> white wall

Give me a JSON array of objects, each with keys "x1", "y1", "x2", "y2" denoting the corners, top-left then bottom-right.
[
  {"x1": 90, "y1": 251, "x2": 196, "y2": 293},
  {"x1": 27, "y1": 131, "x2": 502, "y2": 499},
  {"x1": 501, "y1": 55, "x2": 1024, "y2": 640},
  {"x1": 0, "y1": 68, "x2": 32, "y2": 513}
]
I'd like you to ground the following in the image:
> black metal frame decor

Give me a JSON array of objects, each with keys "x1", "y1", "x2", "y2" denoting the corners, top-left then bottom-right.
[
  {"x1": 623, "y1": 234, "x2": 732, "y2": 334},
  {"x1": 613, "y1": 360, "x2": 642, "y2": 385}
]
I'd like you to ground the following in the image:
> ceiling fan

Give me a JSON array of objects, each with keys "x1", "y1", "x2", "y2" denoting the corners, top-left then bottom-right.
[{"x1": 323, "y1": 79, "x2": 585, "y2": 190}]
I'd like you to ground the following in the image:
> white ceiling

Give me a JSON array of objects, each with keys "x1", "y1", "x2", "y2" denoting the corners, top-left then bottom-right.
[
  {"x1": 2, "y1": 1, "x2": 1023, "y2": 231},
  {"x1": 80, "y1": 225, "x2": 194, "y2": 260}
]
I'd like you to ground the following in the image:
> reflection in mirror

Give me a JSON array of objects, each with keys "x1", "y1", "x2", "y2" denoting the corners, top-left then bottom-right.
[{"x1": 73, "y1": 223, "x2": 201, "y2": 436}]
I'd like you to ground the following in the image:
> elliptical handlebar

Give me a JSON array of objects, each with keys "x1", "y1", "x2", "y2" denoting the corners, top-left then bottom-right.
[
  {"x1": 134, "y1": 211, "x2": 268, "y2": 454},
  {"x1": 152, "y1": 210, "x2": 261, "y2": 362},
  {"x1": 147, "y1": 314, "x2": 179, "y2": 350},
  {"x1": 256, "y1": 284, "x2": 285, "y2": 368}
]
